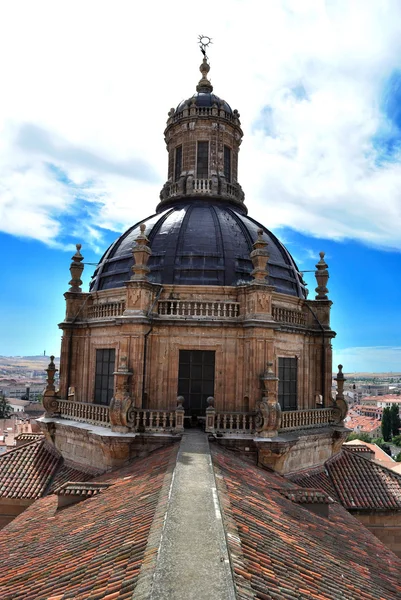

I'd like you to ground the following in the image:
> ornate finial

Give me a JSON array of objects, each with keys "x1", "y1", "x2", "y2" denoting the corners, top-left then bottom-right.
[
  {"x1": 197, "y1": 35, "x2": 213, "y2": 93},
  {"x1": 250, "y1": 229, "x2": 269, "y2": 282},
  {"x1": 43, "y1": 355, "x2": 59, "y2": 416},
  {"x1": 198, "y1": 35, "x2": 212, "y2": 60},
  {"x1": 68, "y1": 244, "x2": 84, "y2": 293},
  {"x1": 333, "y1": 364, "x2": 348, "y2": 422},
  {"x1": 315, "y1": 251, "x2": 329, "y2": 300},
  {"x1": 131, "y1": 224, "x2": 152, "y2": 281}
]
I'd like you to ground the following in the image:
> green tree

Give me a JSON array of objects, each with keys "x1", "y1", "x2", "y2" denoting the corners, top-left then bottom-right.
[
  {"x1": 392, "y1": 434, "x2": 401, "y2": 447},
  {"x1": 390, "y1": 404, "x2": 401, "y2": 437},
  {"x1": 395, "y1": 452, "x2": 401, "y2": 462},
  {"x1": 0, "y1": 394, "x2": 12, "y2": 419},
  {"x1": 346, "y1": 432, "x2": 372, "y2": 443},
  {"x1": 382, "y1": 407, "x2": 392, "y2": 442}
]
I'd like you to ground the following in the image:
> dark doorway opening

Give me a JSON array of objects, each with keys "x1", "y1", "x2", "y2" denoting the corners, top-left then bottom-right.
[{"x1": 178, "y1": 350, "x2": 215, "y2": 420}]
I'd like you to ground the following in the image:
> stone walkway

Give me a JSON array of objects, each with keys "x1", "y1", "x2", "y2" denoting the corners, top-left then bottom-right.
[{"x1": 151, "y1": 430, "x2": 236, "y2": 600}]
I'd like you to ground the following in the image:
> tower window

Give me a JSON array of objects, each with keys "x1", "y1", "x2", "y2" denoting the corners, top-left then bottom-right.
[
  {"x1": 175, "y1": 145, "x2": 182, "y2": 181},
  {"x1": 278, "y1": 357, "x2": 297, "y2": 411},
  {"x1": 224, "y1": 146, "x2": 231, "y2": 182},
  {"x1": 94, "y1": 349, "x2": 115, "y2": 406},
  {"x1": 197, "y1": 141, "x2": 209, "y2": 178}
]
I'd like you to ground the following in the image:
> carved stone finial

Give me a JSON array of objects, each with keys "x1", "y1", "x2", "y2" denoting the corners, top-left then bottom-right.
[
  {"x1": 250, "y1": 229, "x2": 269, "y2": 282},
  {"x1": 315, "y1": 251, "x2": 329, "y2": 300},
  {"x1": 256, "y1": 361, "x2": 281, "y2": 436},
  {"x1": 196, "y1": 57, "x2": 213, "y2": 93},
  {"x1": 333, "y1": 364, "x2": 348, "y2": 422},
  {"x1": 110, "y1": 358, "x2": 133, "y2": 432},
  {"x1": 176, "y1": 396, "x2": 184, "y2": 409},
  {"x1": 43, "y1": 355, "x2": 59, "y2": 417},
  {"x1": 68, "y1": 244, "x2": 84, "y2": 293},
  {"x1": 206, "y1": 396, "x2": 215, "y2": 408},
  {"x1": 131, "y1": 225, "x2": 152, "y2": 281}
]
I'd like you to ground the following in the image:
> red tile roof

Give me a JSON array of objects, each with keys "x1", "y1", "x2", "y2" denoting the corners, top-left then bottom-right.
[
  {"x1": 326, "y1": 448, "x2": 401, "y2": 510},
  {"x1": 212, "y1": 446, "x2": 401, "y2": 600},
  {"x1": 289, "y1": 447, "x2": 401, "y2": 511},
  {"x1": 0, "y1": 439, "x2": 93, "y2": 500},
  {"x1": 0, "y1": 444, "x2": 177, "y2": 600}
]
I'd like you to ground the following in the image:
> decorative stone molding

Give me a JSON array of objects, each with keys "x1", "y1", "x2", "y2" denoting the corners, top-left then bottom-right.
[
  {"x1": 255, "y1": 363, "x2": 281, "y2": 437},
  {"x1": 315, "y1": 252, "x2": 329, "y2": 300},
  {"x1": 109, "y1": 355, "x2": 133, "y2": 432},
  {"x1": 250, "y1": 229, "x2": 269, "y2": 282},
  {"x1": 333, "y1": 364, "x2": 348, "y2": 423},
  {"x1": 43, "y1": 355, "x2": 59, "y2": 417},
  {"x1": 131, "y1": 225, "x2": 152, "y2": 281},
  {"x1": 68, "y1": 244, "x2": 84, "y2": 293}
]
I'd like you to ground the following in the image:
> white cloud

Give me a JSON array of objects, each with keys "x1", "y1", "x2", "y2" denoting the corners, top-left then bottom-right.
[
  {"x1": 333, "y1": 346, "x2": 401, "y2": 373},
  {"x1": 1, "y1": 0, "x2": 401, "y2": 250}
]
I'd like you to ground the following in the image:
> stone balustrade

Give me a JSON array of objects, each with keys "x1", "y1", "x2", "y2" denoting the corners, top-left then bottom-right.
[
  {"x1": 58, "y1": 400, "x2": 110, "y2": 427},
  {"x1": 193, "y1": 178, "x2": 212, "y2": 193},
  {"x1": 88, "y1": 300, "x2": 126, "y2": 320},
  {"x1": 214, "y1": 412, "x2": 256, "y2": 434},
  {"x1": 279, "y1": 408, "x2": 336, "y2": 431},
  {"x1": 128, "y1": 409, "x2": 177, "y2": 432},
  {"x1": 158, "y1": 300, "x2": 240, "y2": 318},
  {"x1": 272, "y1": 305, "x2": 306, "y2": 327},
  {"x1": 170, "y1": 106, "x2": 237, "y2": 124}
]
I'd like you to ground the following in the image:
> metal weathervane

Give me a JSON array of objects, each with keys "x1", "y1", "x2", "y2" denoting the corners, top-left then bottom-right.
[{"x1": 198, "y1": 35, "x2": 212, "y2": 60}]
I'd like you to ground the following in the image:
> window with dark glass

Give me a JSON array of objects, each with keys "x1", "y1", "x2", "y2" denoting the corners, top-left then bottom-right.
[
  {"x1": 175, "y1": 145, "x2": 182, "y2": 181},
  {"x1": 178, "y1": 350, "x2": 215, "y2": 417},
  {"x1": 224, "y1": 146, "x2": 231, "y2": 182},
  {"x1": 94, "y1": 349, "x2": 115, "y2": 406},
  {"x1": 278, "y1": 357, "x2": 297, "y2": 411},
  {"x1": 197, "y1": 141, "x2": 209, "y2": 178}
]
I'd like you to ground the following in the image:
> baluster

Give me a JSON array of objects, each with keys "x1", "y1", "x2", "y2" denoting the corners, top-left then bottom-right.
[
  {"x1": 156, "y1": 412, "x2": 160, "y2": 428},
  {"x1": 223, "y1": 414, "x2": 227, "y2": 430},
  {"x1": 162, "y1": 411, "x2": 167, "y2": 428},
  {"x1": 229, "y1": 415, "x2": 234, "y2": 430}
]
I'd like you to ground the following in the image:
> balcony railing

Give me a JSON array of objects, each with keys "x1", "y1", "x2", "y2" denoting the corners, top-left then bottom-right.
[
  {"x1": 193, "y1": 178, "x2": 212, "y2": 193},
  {"x1": 279, "y1": 408, "x2": 336, "y2": 431},
  {"x1": 55, "y1": 401, "x2": 337, "y2": 435},
  {"x1": 214, "y1": 412, "x2": 256, "y2": 434},
  {"x1": 58, "y1": 400, "x2": 110, "y2": 428},
  {"x1": 272, "y1": 305, "x2": 306, "y2": 327},
  {"x1": 128, "y1": 409, "x2": 177, "y2": 432},
  {"x1": 88, "y1": 301, "x2": 125, "y2": 320},
  {"x1": 158, "y1": 300, "x2": 240, "y2": 319}
]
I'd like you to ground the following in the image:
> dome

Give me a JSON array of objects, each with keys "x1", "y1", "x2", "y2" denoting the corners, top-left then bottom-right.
[
  {"x1": 90, "y1": 201, "x2": 307, "y2": 298},
  {"x1": 176, "y1": 92, "x2": 232, "y2": 114}
]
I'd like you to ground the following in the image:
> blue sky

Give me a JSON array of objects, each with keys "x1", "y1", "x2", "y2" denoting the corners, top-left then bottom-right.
[{"x1": 0, "y1": 0, "x2": 400, "y2": 372}]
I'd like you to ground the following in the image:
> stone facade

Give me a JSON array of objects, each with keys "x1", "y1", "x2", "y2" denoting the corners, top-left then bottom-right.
[{"x1": 38, "y1": 53, "x2": 348, "y2": 474}]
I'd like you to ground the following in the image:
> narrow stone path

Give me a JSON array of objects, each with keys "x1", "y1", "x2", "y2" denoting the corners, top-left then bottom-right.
[{"x1": 151, "y1": 430, "x2": 236, "y2": 600}]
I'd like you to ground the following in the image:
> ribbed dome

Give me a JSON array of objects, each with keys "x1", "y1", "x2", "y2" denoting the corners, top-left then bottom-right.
[
  {"x1": 176, "y1": 92, "x2": 232, "y2": 114},
  {"x1": 90, "y1": 201, "x2": 307, "y2": 297}
]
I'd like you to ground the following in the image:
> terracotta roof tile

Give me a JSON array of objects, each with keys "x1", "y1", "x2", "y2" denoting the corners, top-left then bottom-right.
[
  {"x1": 289, "y1": 448, "x2": 401, "y2": 511},
  {"x1": 0, "y1": 439, "x2": 60, "y2": 499},
  {"x1": 0, "y1": 444, "x2": 177, "y2": 600},
  {"x1": 287, "y1": 466, "x2": 339, "y2": 500},
  {"x1": 212, "y1": 446, "x2": 401, "y2": 600},
  {"x1": 0, "y1": 439, "x2": 95, "y2": 500},
  {"x1": 326, "y1": 448, "x2": 401, "y2": 510}
]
